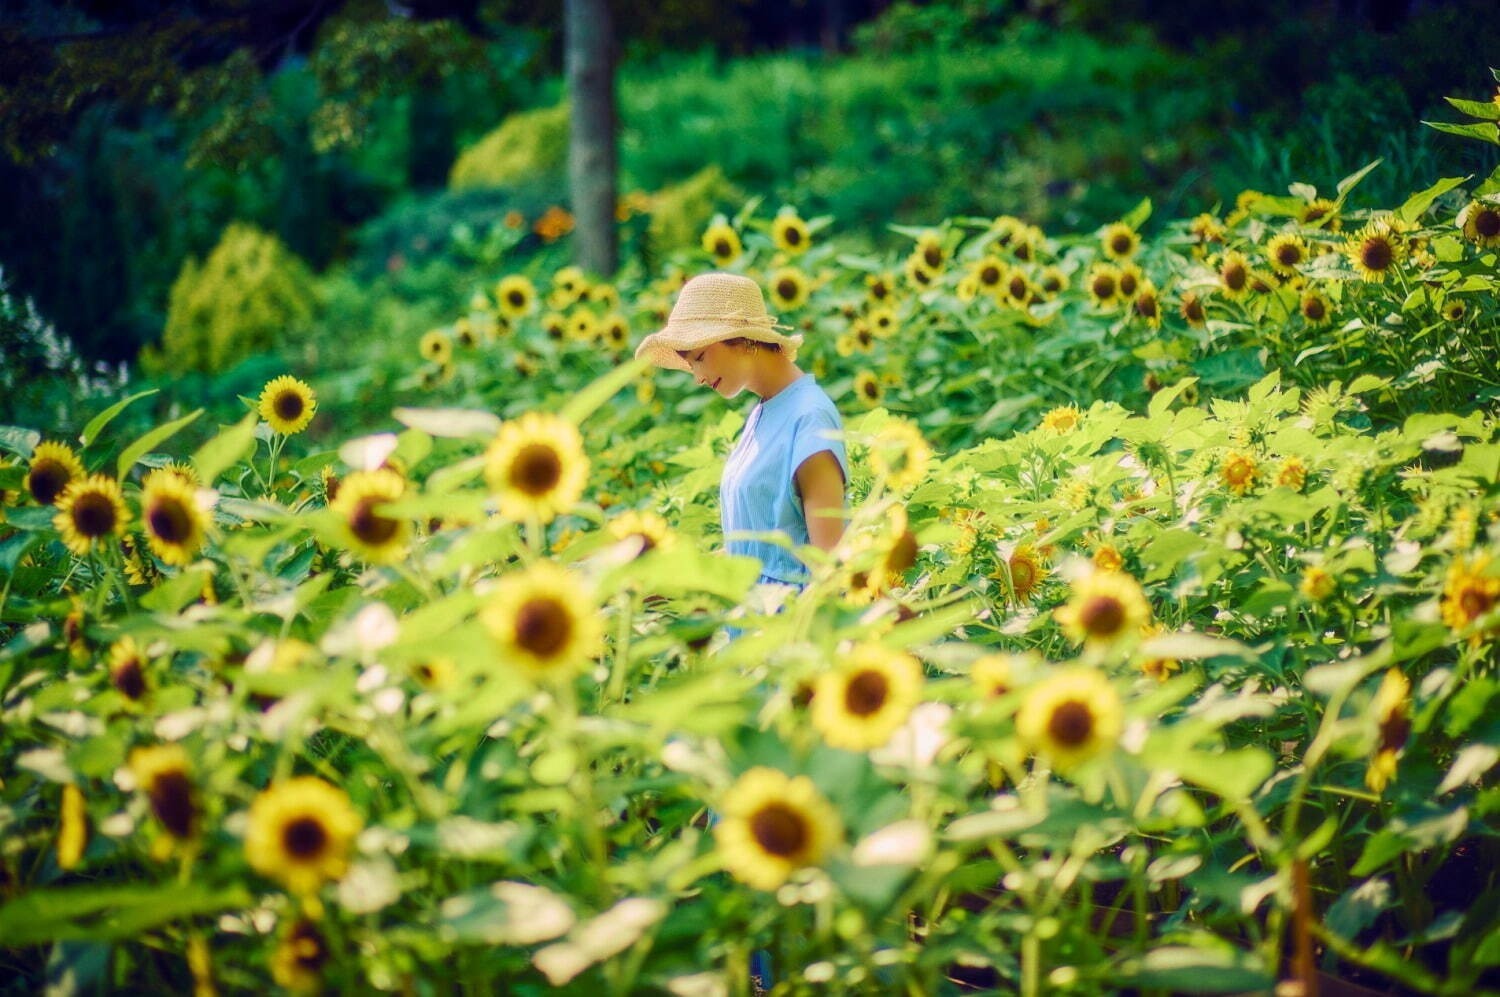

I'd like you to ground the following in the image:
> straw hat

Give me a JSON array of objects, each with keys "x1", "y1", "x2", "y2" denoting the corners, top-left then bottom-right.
[{"x1": 635, "y1": 272, "x2": 803, "y2": 372}]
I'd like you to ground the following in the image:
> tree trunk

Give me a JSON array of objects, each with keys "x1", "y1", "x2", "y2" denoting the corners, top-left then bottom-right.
[{"x1": 565, "y1": 0, "x2": 617, "y2": 276}]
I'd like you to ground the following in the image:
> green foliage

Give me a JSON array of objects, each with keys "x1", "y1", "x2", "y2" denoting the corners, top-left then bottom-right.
[
  {"x1": 448, "y1": 102, "x2": 569, "y2": 191},
  {"x1": 154, "y1": 223, "x2": 319, "y2": 375},
  {"x1": 644, "y1": 164, "x2": 742, "y2": 260}
]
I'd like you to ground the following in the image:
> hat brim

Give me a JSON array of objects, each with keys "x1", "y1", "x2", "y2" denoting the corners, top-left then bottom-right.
[{"x1": 635, "y1": 321, "x2": 804, "y2": 372}]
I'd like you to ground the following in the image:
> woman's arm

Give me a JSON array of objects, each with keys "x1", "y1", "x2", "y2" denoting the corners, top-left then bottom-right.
[{"x1": 795, "y1": 450, "x2": 846, "y2": 552}]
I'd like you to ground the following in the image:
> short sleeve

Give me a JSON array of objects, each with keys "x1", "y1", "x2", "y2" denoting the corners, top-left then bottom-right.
[{"x1": 790, "y1": 409, "x2": 848, "y2": 486}]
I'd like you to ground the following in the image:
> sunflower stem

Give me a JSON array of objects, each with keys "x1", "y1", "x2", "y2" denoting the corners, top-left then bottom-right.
[{"x1": 606, "y1": 589, "x2": 635, "y2": 704}]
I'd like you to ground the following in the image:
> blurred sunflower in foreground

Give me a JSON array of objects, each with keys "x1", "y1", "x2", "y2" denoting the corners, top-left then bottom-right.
[{"x1": 715, "y1": 767, "x2": 841, "y2": 890}]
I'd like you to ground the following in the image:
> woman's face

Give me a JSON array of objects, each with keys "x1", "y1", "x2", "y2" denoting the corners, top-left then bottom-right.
[{"x1": 683, "y1": 341, "x2": 753, "y2": 398}]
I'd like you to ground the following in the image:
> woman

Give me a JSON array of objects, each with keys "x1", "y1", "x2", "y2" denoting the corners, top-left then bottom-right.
[{"x1": 635, "y1": 271, "x2": 847, "y2": 588}]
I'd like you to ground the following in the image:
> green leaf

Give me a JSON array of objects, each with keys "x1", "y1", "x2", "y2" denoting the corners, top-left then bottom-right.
[
  {"x1": 945, "y1": 805, "x2": 1045, "y2": 842},
  {"x1": 1437, "y1": 744, "x2": 1500, "y2": 795},
  {"x1": 1444, "y1": 96, "x2": 1500, "y2": 121},
  {"x1": 116, "y1": 409, "x2": 202, "y2": 479},
  {"x1": 1346, "y1": 374, "x2": 1391, "y2": 394},
  {"x1": 78, "y1": 390, "x2": 158, "y2": 447},
  {"x1": 1334, "y1": 159, "x2": 1383, "y2": 202},
  {"x1": 1395, "y1": 175, "x2": 1470, "y2": 223},
  {"x1": 1165, "y1": 747, "x2": 1273, "y2": 801},
  {"x1": 0, "y1": 884, "x2": 251, "y2": 946},
  {"x1": 1326, "y1": 878, "x2": 1393, "y2": 939},
  {"x1": 1422, "y1": 120, "x2": 1500, "y2": 145},
  {"x1": 1120, "y1": 197, "x2": 1152, "y2": 231},
  {"x1": 1116, "y1": 943, "x2": 1272, "y2": 993},
  {"x1": 1475, "y1": 163, "x2": 1500, "y2": 199},
  {"x1": 560, "y1": 357, "x2": 649, "y2": 426},
  {"x1": 391, "y1": 407, "x2": 500, "y2": 439},
  {"x1": 192, "y1": 411, "x2": 258, "y2": 484},
  {"x1": 139, "y1": 566, "x2": 214, "y2": 614},
  {"x1": 0, "y1": 425, "x2": 41, "y2": 458}
]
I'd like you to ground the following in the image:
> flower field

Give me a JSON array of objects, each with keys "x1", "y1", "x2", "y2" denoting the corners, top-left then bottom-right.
[{"x1": 3, "y1": 89, "x2": 1500, "y2": 996}]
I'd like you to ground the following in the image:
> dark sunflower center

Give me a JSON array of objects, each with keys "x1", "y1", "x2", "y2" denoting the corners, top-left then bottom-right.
[
  {"x1": 1134, "y1": 295, "x2": 1158, "y2": 318},
  {"x1": 1091, "y1": 275, "x2": 1116, "y2": 299},
  {"x1": 149, "y1": 770, "x2": 196, "y2": 838},
  {"x1": 1012, "y1": 558, "x2": 1036, "y2": 591},
  {"x1": 148, "y1": 497, "x2": 193, "y2": 544},
  {"x1": 1047, "y1": 699, "x2": 1095, "y2": 747},
  {"x1": 979, "y1": 265, "x2": 1001, "y2": 285},
  {"x1": 1014, "y1": 243, "x2": 1033, "y2": 261},
  {"x1": 1303, "y1": 298, "x2": 1326, "y2": 321},
  {"x1": 1079, "y1": 595, "x2": 1126, "y2": 636},
  {"x1": 872, "y1": 281, "x2": 889, "y2": 299},
  {"x1": 1183, "y1": 297, "x2": 1205, "y2": 323},
  {"x1": 1361, "y1": 238, "x2": 1393, "y2": 271},
  {"x1": 714, "y1": 238, "x2": 731, "y2": 256},
  {"x1": 1459, "y1": 586, "x2": 1495, "y2": 620},
  {"x1": 857, "y1": 327, "x2": 873, "y2": 346},
  {"x1": 1008, "y1": 276, "x2": 1027, "y2": 299},
  {"x1": 1042, "y1": 275, "x2": 1062, "y2": 293},
  {"x1": 776, "y1": 278, "x2": 799, "y2": 301},
  {"x1": 113, "y1": 657, "x2": 146, "y2": 700},
  {"x1": 282, "y1": 816, "x2": 329, "y2": 860},
  {"x1": 28, "y1": 462, "x2": 71, "y2": 505},
  {"x1": 844, "y1": 668, "x2": 890, "y2": 717},
  {"x1": 349, "y1": 497, "x2": 399, "y2": 545},
  {"x1": 1110, "y1": 234, "x2": 1133, "y2": 255},
  {"x1": 1304, "y1": 205, "x2": 1327, "y2": 222},
  {"x1": 509, "y1": 443, "x2": 563, "y2": 496},
  {"x1": 784, "y1": 226, "x2": 803, "y2": 246},
  {"x1": 508, "y1": 290, "x2": 526, "y2": 307},
  {"x1": 1476, "y1": 209, "x2": 1500, "y2": 238},
  {"x1": 1118, "y1": 272, "x2": 1138, "y2": 297},
  {"x1": 1276, "y1": 244, "x2": 1302, "y2": 266},
  {"x1": 1377, "y1": 711, "x2": 1411, "y2": 753},
  {"x1": 749, "y1": 803, "x2": 809, "y2": 857},
  {"x1": 273, "y1": 390, "x2": 304, "y2": 422},
  {"x1": 862, "y1": 379, "x2": 880, "y2": 399},
  {"x1": 289, "y1": 921, "x2": 328, "y2": 970},
  {"x1": 514, "y1": 597, "x2": 572, "y2": 658},
  {"x1": 72, "y1": 491, "x2": 118, "y2": 538},
  {"x1": 1222, "y1": 263, "x2": 1246, "y2": 290},
  {"x1": 922, "y1": 245, "x2": 942, "y2": 268},
  {"x1": 912, "y1": 268, "x2": 932, "y2": 285}
]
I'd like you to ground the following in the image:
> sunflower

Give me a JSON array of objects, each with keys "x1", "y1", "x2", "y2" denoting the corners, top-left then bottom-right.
[
  {"x1": 257, "y1": 376, "x2": 317, "y2": 435},
  {"x1": 1275, "y1": 457, "x2": 1308, "y2": 491},
  {"x1": 869, "y1": 419, "x2": 931, "y2": 491},
  {"x1": 140, "y1": 471, "x2": 208, "y2": 567},
  {"x1": 1188, "y1": 214, "x2": 1225, "y2": 247},
  {"x1": 812, "y1": 644, "x2": 924, "y2": 752},
  {"x1": 1100, "y1": 222, "x2": 1139, "y2": 260},
  {"x1": 245, "y1": 777, "x2": 362, "y2": 895},
  {"x1": 330, "y1": 468, "x2": 409, "y2": 564},
  {"x1": 1085, "y1": 264, "x2": 1120, "y2": 309},
  {"x1": 1010, "y1": 224, "x2": 1044, "y2": 262},
  {"x1": 1000, "y1": 271, "x2": 1033, "y2": 308},
  {"x1": 483, "y1": 412, "x2": 588, "y2": 523},
  {"x1": 1299, "y1": 566, "x2": 1336, "y2": 603},
  {"x1": 1054, "y1": 570, "x2": 1151, "y2": 646},
  {"x1": 1216, "y1": 251, "x2": 1252, "y2": 299},
  {"x1": 915, "y1": 232, "x2": 946, "y2": 272},
  {"x1": 1135, "y1": 625, "x2": 1179, "y2": 682},
  {"x1": 866, "y1": 272, "x2": 895, "y2": 302},
  {"x1": 54, "y1": 474, "x2": 128, "y2": 556},
  {"x1": 1264, "y1": 233, "x2": 1308, "y2": 276},
  {"x1": 1440, "y1": 551, "x2": 1499, "y2": 640},
  {"x1": 1219, "y1": 451, "x2": 1260, "y2": 495},
  {"x1": 904, "y1": 253, "x2": 938, "y2": 289},
  {"x1": 1131, "y1": 282, "x2": 1162, "y2": 328},
  {"x1": 701, "y1": 221, "x2": 743, "y2": 265},
  {"x1": 271, "y1": 919, "x2": 329, "y2": 993},
  {"x1": 867, "y1": 306, "x2": 898, "y2": 339},
  {"x1": 991, "y1": 215, "x2": 1023, "y2": 246},
  {"x1": 1178, "y1": 291, "x2": 1208, "y2": 327},
  {"x1": 536, "y1": 312, "x2": 566, "y2": 342},
  {"x1": 1458, "y1": 198, "x2": 1500, "y2": 247},
  {"x1": 970, "y1": 653, "x2": 1017, "y2": 699},
  {"x1": 836, "y1": 373, "x2": 879, "y2": 414},
  {"x1": 998, "y1": 544, "x2": 1047, "y2": 603},
  {"x1": 601, "y1": 312, "x2": 630, "y2": 351},
  {"x1": 1345, "y1": 222, "x2": 1403, "y2": 283},
  {"x1": 768, "y1": 267, "x2": 811, "y2": 311},
  {"x1": 608, "y1": 508, "x2": 675, "y2": 556},
  {"x1": 550, "y1": 265, "x2": 587, "y2": 307},
  {"x1": 1299, "y1": 289, "x2": 1332, "y2": 325},
  {"x1": 129, "y1": 744, "x2": 197, "y2": 840},
  {"x1": 1092, "y1": 544, "x2": 1124, "y2": 572},
  {"x1": 419, "y1": 329, "x2": 453, "y2": 365},
  {"x1": 714, "y1": 767, "x2": 841, "y2": 890},
  {"x1": 1016, "y1": 667, "x2": 1122, "y2": 773},
  {"x1": 1365, "y1": 669, "x2": 1411, "y2": 793},
  {"x1": 109, "y1": 635, "x2": 149, "y2": 701},
  {"x1": 479, "y1": 561, "x2": 602, "y2": 681},
  {"x1": 1040, "y1": 405, "x2": 1080, "y2": 434},
  {"x1": 587, "y1": 283, "x2": 622, "y2": 311},
  {"x1": 1442, "y1": 299, "x2": 1466, "y2": 322},
  {"x1": 26, "y1": 440, "x2": 85, "y2": 506},
  {"x1": 495, "y1": 275, "x2": 538, "y2": 319},
  {"x1": 1300, "y1": 198, "x2": 1341, "y2": 230},
  {"x1": 57, "y1": 783, "x2": 87, "y2": 870},
  {"x1": 454, "y1": 317, "x2": 479, "y2": 349},
  {"x1": 972, "y1": 256, "x2": 1007, "y2": 290},
  {"x1": 771, "y1": 211, "x2": 812, "y2": 255},
  {"x1": 409, "y1": 656, "x2": 458, "y2": 691}
]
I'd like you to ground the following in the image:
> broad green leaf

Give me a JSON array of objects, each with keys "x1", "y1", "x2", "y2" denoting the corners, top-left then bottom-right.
[
  {"x1": 945, "y1": 805, "x2": 1045, "y2": 842},
  {"x1": 139, "y1": 566, "x2": 214, "y2": 614},
  {"x1": 1162, "y1": 747, "x2": 1273, "y2": 801},
  {"x1": 1117, "y1": 943, "x2": 1272, "y2": 993},
  {"x1": 1444, "y1": 96, "x2": 1500, "y2": 121},
  {"x1": 1120, "y1": 197, "x2": 1152, "y2": 230},
  {"x1": 1437, "y1": 744, "x2": 1500, "y2": 795},
  {"x1": 391, "y1": 407, "x2": 501, "y2": 439},
  {"x1": 1395, "y1": 175, "x2": 1470, "y2": 223},
  {"x1": 1475, "y1": 162, "x2": 1500, "y2": 198},
  {"x1": 559, "y1": 357, "x2": 649, "y2": 426},
  {"x1": 79, "y1": 389, "x2": 157, "y2": 447},
  {"x1": 1326, "y1": 878, "x2": 1393, "y2": 939},
  {"x1": 1335, "y1": 158, "x2": 1383, "y2": 202},
  {"x1": 1422, "y1": 120, "x2": 1500, "y2": 145},
  {"x1": 1346, "y1": 374, "x2": 1390, "y2": 394},
  {"x1": 191, "y1": 411, "x2": 258, "y2": 484},
  {"x1": 117, "y1": 408, "x2": 202, "y2": 479},
  {"x1": 0, "y1": 425, "x2": 41, "y2": 457},
  {"x1": 0, "y1": 884, "x2": 251, "y2": 946}
]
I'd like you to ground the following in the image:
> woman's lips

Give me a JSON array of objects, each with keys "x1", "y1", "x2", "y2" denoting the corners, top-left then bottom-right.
[{"x1": 712, "y1": 378, "x2": 721, "y2": 390}]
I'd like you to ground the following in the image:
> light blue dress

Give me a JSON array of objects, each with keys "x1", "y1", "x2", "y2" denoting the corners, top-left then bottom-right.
[{"x1": 720, "y1": 373, "x2": 848, "y2": 585}]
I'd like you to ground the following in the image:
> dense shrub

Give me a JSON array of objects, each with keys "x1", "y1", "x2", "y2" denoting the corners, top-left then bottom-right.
[
  {"x1": 448, "y1": 102, "x2": 570, "y2": 190},
  {"x1": 643, "y1": 164, "x2": 743, "y2": 260},
  {"x1": 151, "y1": 223, "x2": 319, "y2": 375}
]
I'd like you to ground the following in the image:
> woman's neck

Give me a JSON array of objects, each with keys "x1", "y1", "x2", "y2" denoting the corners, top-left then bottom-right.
[{"x1": 749, "y1": 357, "x2": 803, "y2": 402}]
